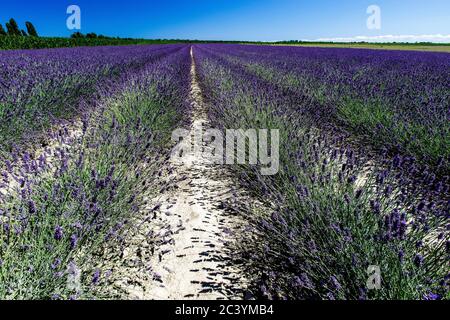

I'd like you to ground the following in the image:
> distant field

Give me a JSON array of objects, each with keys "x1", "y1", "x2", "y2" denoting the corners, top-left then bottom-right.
[
  {"x1": 272, "y1": 42, "x2": 450, "y2": 53},
  {"x1": 2, "y1": 35, "x2": 449, "y2": 53}
]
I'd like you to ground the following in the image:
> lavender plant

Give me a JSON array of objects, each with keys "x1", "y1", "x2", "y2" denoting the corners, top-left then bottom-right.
[
  {"x1": 0, "y1": 44, "x2": 185, "y2": 153},
  {"x1": 199, "y1": 44, "x2": 450, "y2": 174},
  {"x1": 0, "y1": 45, "x2": 191, "y2": 299},
  {"x1": 194, "y1": 44, "x2": 449, "y2": 300}
]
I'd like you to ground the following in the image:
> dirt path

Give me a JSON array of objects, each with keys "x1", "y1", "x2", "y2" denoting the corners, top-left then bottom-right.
[
  {"x1": 144, "y1": 47, "x2": 247, "y2": 300},
  {"x1": 100, "y1": 47, "x2": 249, "y2": 300}
]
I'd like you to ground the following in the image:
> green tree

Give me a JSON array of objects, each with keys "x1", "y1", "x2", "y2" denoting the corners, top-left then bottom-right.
[
  {"x1": 5, "y1": 22, "x2": 12, "y2": 35},
  {"x1": 71, "y1": 32, "x2": 84, "y2": 39},
  {"x1": 25, "y1": 21, "x2": 38, "y2": 37},
  {"x1": 21, "y1": 29, "x2": 28, "y2": 36},
  {"x1": 86, "y1": 32, "x2": 98, "y2": 39},
  {"x1": 6, "y1": 18, "x2": 21, "y2": 36},
  {"x1": 0, "y1": 24, "x2": 6, "y2": 36}
]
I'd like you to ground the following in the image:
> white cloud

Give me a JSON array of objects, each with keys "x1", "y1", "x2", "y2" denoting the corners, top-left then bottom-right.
[{"x1": 304, "y1": 34, "x2": 450, "y2": 43}]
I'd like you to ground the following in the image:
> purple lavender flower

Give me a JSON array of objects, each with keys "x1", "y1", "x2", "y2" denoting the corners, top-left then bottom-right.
[
  {"x1": 92, "y1": 269, "x2": 101, "y2": 285},
  {"x1": 414, "y1": 254, "x2": 424, "y2": 268},
  {"x1": 51, "y1": 258, "x2": 61, "y2": 270},
  {"x1": 330, "y1": 276, "x2": 342, "y2": 290},
  {"x1": 423, "y1": 292, "x2": 441, "y2": 300},
  {"x1": 398, "y1": 249, "x2": 405, "y2": 263},
  {"x1": 358, "y1": 288, "x2": 367, "y2": 300},
  {"x1": 28, "y1": 200, "x2": 36, "y2": 215},
  {"x1": 326, "y1": 292, "x2": 335, "y2": 300},
  {"x1": 70, "y1": 234, "x2": 78, "y2": 249},
  {"x1": 54, "y1": 225, "x2": 63, "y2": 241}
]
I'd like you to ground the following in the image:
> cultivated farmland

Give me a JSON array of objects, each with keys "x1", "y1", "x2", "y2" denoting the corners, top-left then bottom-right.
[{"x1": 0, "y1": 44, "x2": 448, "y2": 300}]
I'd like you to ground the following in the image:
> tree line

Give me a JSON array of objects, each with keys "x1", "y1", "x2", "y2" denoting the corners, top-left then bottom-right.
[
  {"x1": 70, "y1": 32, "x2": 126, "y2": 39},
  {"x1": 0, "y1": 18, "x2": 38, "y2": 37}
]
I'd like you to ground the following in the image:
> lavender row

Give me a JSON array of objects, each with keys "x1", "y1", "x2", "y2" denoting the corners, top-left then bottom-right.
[
  {"x1": 194, "y1": 44, "x2": 449, "y2": 300},
  {"x1": 0, "y1": 44, "x2": 185, "y2": 152},
  {"x1": 0, "y1": 45, "x2": 191, "y2": 299},
  {"x1": 198, "y1": 44, "x2": 449, "y2": 173}
]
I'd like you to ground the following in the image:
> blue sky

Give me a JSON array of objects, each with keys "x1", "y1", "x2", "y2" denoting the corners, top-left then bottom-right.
[{"x1": 1, "y1": 0, "x2": 449, "y2": 42}]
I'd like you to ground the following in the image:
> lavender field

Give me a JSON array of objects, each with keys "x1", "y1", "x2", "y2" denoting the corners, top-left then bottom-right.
[{"x1": 0, "y1": 44, "x2": 448, "y2": 300}]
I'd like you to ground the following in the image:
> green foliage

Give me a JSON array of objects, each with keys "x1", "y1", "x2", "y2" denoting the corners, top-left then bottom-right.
[
  {"x1": 25, "y1": 21, "x2": 38, "y2": 37},
  {"x1": 0, "y1": 34, "x2": 186, "y2": 50},
  {"x1": 70, "y1": 32, "x2": 84, "y2": 39},
  {"x1": 5, "y1": 23, "x2": 12, "y2": 35},
  {"x1": 0, "y1": 24, "x2": 6, "y2": 36},
  {"x1": 6, "y1": 18, "x2": 21, "y2": 36}
]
